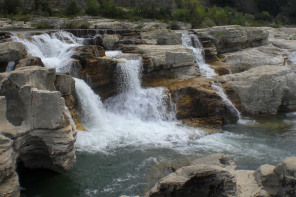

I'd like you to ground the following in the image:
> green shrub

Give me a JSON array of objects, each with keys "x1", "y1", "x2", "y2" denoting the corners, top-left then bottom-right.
[
  {"x1": 86, "y1": 0, "x2": 100, "y2": 16},
  {"x1": 169, "y1": 21, "x2": 181, "y2": 30},
  {"x1": 2, "y1": 0, "x2": 22, "y2": 14},
  {"x1": 33, "y1": 20, "x2": 55, "y2": 29},
  {"x1": 255, "y1": 11, "x2": 273, "y2": 21},
  {"x1": 80, "y1": 22, "x2": 91, "y2": 29},
  {"x1": 65, "y1": 0, "x2": 81, "y2": 16}
]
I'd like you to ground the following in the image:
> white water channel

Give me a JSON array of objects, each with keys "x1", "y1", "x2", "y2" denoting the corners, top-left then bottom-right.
[{"x1": 13, "y1": 31, "x2": 296, "y2": 196}]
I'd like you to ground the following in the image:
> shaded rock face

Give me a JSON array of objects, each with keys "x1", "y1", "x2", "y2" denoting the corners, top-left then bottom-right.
[
  {"x1": 0, "y1": 67, "x2": 76, "y2": 197},
  {"x1": 141, "y1": 30, "x2": 182, "y2": 45},
  {"x1": 0, "y1": 42, "x2": 27, "y2": 72},
  {"x1": 222, "y1": 65, "x2": 296, "y2": 114},
  {"x1": 194, "y1": 26, "x2": 269, "y2": 54}
]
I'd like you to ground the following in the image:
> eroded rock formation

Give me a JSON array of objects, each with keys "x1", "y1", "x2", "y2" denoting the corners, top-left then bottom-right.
[
  {"x1": 145, "y1": 154, "x2": 296, "y2": 197},
  {"x1": 0, "y1": 67, "x2": 77, "y2": 197}
]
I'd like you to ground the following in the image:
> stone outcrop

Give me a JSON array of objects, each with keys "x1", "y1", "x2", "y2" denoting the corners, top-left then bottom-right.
[
  {"x1": 0, "y1": 42, "x2": 27, "y2": 72},
  {"x1": 146, "y1": 154, "x2": 296, "y2": 197},
  {"x1": 222, "y1": 65, "x2": 296, "y2": 114},
  {"x1": 72, "y1": 45, "x2": 118, "y2": 100},
  {"x1": 147, "y1": 77, "x2": 239, "y2": 129},
  {"x1": 222, "y1": 44, "x2": 286, "y2": 73},
  {"x1": 194, "y1": 26, "x2": 269, "y2": 54},
  {"x1": 0, "y1": 66, "x2": 77, "y2": 197},
  {"x1": 124, "y1": 44, "x2": 195, "y2": 73},
  {"x1": 141, "y1": 30, "x2": 182, "y2": 45},
  {"x1": 15, "y1": 57, "x2": 44, "y2": 70}
]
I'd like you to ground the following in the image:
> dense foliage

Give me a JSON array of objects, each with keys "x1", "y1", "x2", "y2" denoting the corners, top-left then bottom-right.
[{"x1": 0, "y1": 0, "x2": 296, "y2": 28}]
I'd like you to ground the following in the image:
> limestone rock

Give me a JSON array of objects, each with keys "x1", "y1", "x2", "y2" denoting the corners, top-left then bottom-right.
[
  {"x1": 146, "y1": 165, "x2": 236, "y2": 197},
  {"x1": 125, "y1": 44, "x2": 195, "y2": 73},
  {"x1": 141, "y1": 30, "x2": 182, "y2": 45},
  {"x1": 0, "y1": 66, "x2": 77, "y2": 196},
  {"x1": 0, "y1": 42, "x2": 27, "y2": 72},
  {"x1": 147, "y1": 77, "x2": 239, "y2": 128},
  {"x1": 255, "y1": 164, "x2": 278, "y2": 196},
  {"x1": 103, "y1": 34, "x2": 120, "y2": 50},
  {"x1": 192, "y1": 153, "x2": 236, "y2": 170},
  {"x1": 194, "y1": 26, "x2": 269, "y2": 54},
  {"x1": 15, "y1": 57, "x2": 44, "y2": 70},
  {"x1": 223, "y1": 45, "x2": 286, "y2": 73},
  {"x1": 55, "y1": 74, "x2": 85, "y2": 131},
  {"x1": 222, "y1": 65, "x2": 296, "y2": 114}
]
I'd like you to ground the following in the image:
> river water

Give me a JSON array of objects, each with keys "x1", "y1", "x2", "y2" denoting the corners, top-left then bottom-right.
[{"x1": 14, "y1": 31, "x2": 296, "y2": 197}]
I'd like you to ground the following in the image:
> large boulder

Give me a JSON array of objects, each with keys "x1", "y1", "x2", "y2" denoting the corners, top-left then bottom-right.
[
  {"x1": 15, "y1": 57, "x2": 44, "y2": 70},
  {"x1": 194, "y1": 26, "x2": 269, "y2": 54},
  {"x1": 222, "y1": 65, "x2": 296, "y2": 114},
  {"x1": 255, "y1": 157, "x2": 296, "y2": 197},
  {"x1": 0, "y1": 67, "x2": 77, "y2": 197},
  {"x1": 222, "y1": 45, "x2": 286, "y2": 73},
  {"x1": 0, "y1": 42, "x2": 27, "y2": 72}
]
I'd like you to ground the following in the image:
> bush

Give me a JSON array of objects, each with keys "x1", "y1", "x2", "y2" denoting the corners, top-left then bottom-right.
[
  {"x1": 32, "y1": 0, "x2": 53, "y2": 16},
  {"x1": 86, "y1": 0, "x2": 100, "y2": 16},
  {"x1": 169, "y1": 21, "x2": 181, "y2": 30},
  {"x1": 2, "y1": 0, "x2": 22, "y2": 14},
  {"x1": 255, "y1": 11, "x2": 273, "y2": 21},
  {"x1": 33, "y1": 20, "x2": 55, "y2": 29},
  {"x1": 65, "y1": 0, "x2": 81, "y2": 16}
]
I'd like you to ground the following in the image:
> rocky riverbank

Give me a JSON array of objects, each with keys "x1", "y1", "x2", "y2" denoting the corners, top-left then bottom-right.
[
  {"x1": 1, "y1": 22, "x2": 296, "y2": 196},
  {"x1": 145, "y1": 154, "x2": 296, "y2": 197}
]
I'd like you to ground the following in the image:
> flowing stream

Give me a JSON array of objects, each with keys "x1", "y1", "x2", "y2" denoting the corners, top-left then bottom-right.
[{"x1": 14, "y1": 31, "x2": 296, "y2": 197}]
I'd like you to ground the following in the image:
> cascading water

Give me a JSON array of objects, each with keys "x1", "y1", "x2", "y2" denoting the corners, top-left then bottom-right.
[
  {"x1": 13, "y1": 31, "x2": 83, "y2": 72},
  {"x1": 15, "y1": 31, "x2": 296, "y2": 197},
  {"x1": 182, "y1": 33, "x2": 244, "y2": 122},
  {"x1": 182, "y1": 33, "x2": 217, "y2": 78}
]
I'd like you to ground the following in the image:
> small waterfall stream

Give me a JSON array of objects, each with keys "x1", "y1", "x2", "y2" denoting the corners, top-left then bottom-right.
[
  {"x1": 181, "y1": 33, "x2": 243, "y2": 121},
  {"x1": 14, "y1": 31, "x2": 296, "y2": 197}
]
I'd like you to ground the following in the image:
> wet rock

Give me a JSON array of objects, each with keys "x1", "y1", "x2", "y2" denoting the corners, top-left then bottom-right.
[
  {"x1": 222, "y1": 65, "x2": 296, "y2": 114},
  {"x1": 194, "y1": 26, "x2": 269, "y2": 54},
  {"x1": 15, "y1": 57, "x2": 44, "y2": 70},
  {"x1": 147, "y1": 77, "x2": 239, "y2": 128},
  {"x1": 0, "y1": 42, "x2": 27, "y2": 72},
  {"x1": 72, "y1": 45, "x2": 117, "y2": 100}
]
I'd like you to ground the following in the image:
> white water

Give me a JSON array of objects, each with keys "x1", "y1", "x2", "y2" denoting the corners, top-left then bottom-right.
[
  {"x1": 182, "y1": 33, "x2": 217, "y2": 78},
  {"x1": 5, "y1": 61, "x2": 15, "y2": 72},
  {"x1": 12, "y1": 31, "x2": 83, "y2": 72}
]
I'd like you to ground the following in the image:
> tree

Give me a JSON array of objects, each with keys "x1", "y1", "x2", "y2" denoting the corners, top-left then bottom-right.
[{"x1": 86, "y1": 0, "x2": 100, "y2": 16}]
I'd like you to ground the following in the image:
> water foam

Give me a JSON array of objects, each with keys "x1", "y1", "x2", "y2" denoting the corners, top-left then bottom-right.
[{"x1": 13, "y1": 31, "x2": 83, "y2": 72}]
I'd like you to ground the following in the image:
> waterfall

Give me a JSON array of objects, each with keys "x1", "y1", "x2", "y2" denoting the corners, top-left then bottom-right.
[
  {"x1": 5, "y1": 61, "x2": 15, "y2": 72},
  {"x1": 12, "y1": 31, "x2": 83, "y2": 72},
  {"x1": 182, "y1": 33, "x2": 217, "y2": 78}
]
